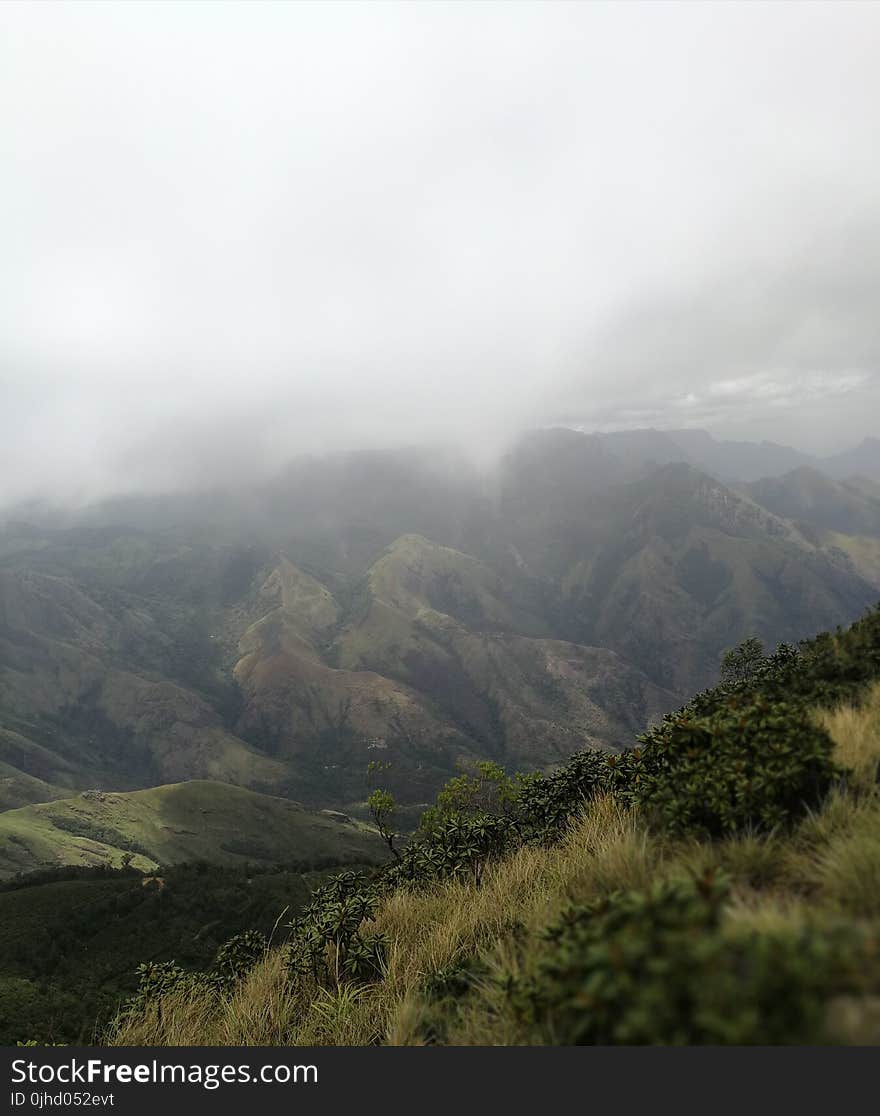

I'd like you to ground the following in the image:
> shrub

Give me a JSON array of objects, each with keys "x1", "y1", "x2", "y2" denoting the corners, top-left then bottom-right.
[
  {"x1": 720, "y1": 637, "x2": 767, "y2": 684},
  {"x1": 514, "y1": 875, "x2": 867, "y2": 1044},
  {"x1": 286, "y1": 871, "x2": 386, "y2": 989},
  {"x1": 634, "y1": 696, "x2": 839, "y2": 836},
  {"x1": 421, "y1": 957, "x2": 484, "y2": 1002},
  {"x1": 212, "y1": 930, "x2": 267, "y2": 988},
  {"x1": 122, "y1": 960, "x2": 198, "y2": 1021},
  {"x1": 389, "y1": 813, "x2": 520, "y2": 889},
  {"x1": 419, "y1": 761, "x2": 522, "y2": 835},
  {"x1": 506, "y1": 749, "x2": 647, "y2": 846}
]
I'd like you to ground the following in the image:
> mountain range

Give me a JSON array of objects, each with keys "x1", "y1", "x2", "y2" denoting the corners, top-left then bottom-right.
[
  {"x1": 1, "y1": 426, "x2": 878, "y2": 876},
  {"x1": 592, "y1": 427, "x2": 880, "y2": 483}
]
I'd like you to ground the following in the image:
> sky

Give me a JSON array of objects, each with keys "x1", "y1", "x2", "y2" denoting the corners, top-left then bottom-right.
[{"x1": 2, "y1": 1, "x2": 879, "y2": 505}]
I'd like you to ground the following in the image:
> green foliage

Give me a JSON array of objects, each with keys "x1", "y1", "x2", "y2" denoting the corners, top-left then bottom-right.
[
  {"x1": 419, "y1": 760, "x2": 522, "y2": 836},
  {"x1": 421, "y1": 957, "x2": 483, "y2": 1002},
  {"x1": 512, "y1": 750, "x2": 634, "y2": 841},
  {"x1": 212, "y1": 929, "x2": 268, "y2": 988},
  {"x1": 367, "y1": 761, "x2": 400, "y2": 858},
  {"x1": 122, "y1": 930, "x2": 269, "y2": 1019},
  {"x1": 128, "y1": 960, "x2": 197, "y2": 1012},
  {"x1": 720, "y1": 637, "x2": 767, "y2": 684},
  {"x1": 47, "y1": 605, "x2": 880, "y2": 1046},
  {"x1": 514, "y1": 874, "x2": 869, "y2": 1044},
  {"x1": 633, "y1": 696, "x2": 839, "y2": 836},
  {"x1": 367, "y1": 788, "x2": 399, "y2": 858},
  {"x1": 395, "y1": 813, "x2": 519, "y2": 889},
  {"x1": 286, "y1": 871, "x2": 387, "y2": 989}
]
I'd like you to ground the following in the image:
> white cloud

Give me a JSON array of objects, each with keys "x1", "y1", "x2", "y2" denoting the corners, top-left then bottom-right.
[{"x1": 1, "y1": 1, "x2": 879, "y2": 501}]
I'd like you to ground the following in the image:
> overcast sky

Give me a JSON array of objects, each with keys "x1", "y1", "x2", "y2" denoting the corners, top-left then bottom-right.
[{"x1": 2, "y1": 1, "x2": 879, "y2": 504}]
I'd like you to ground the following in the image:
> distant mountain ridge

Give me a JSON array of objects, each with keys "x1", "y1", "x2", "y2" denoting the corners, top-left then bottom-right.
[
  {"x1": 745, "y1": 467, "x2": 880, "y2": 537},
  {"x1": 587, "y1": 427, "x2": 880, "y2": 483}
]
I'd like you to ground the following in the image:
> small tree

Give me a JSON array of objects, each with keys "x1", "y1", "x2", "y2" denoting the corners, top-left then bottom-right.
[
  {"x1": 720, "y1": 637, "x2": 766, "y2": 684},
  {"x1": 367, "y1": 788, "x2": 399, "y2": 859},
  {"x1": 419, "y1": 760, "x2": 524, "y2": 836}
]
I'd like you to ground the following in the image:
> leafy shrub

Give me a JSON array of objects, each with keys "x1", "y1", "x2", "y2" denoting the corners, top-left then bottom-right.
[
  {"x1": 419, "y1": 761, "x2": 524, "y2": 836},
  {"x1": 514, "y1": 874, "x2": 868, "y2": 1044},
  {"x1": 121, "y1": 931, "x2": 269, "y2": 1019},
  {"x1": 286, "y1": 871, "x2": 386, "y2": 989},
  {"x1": 633, "y1": 696, "x2": 838, "y2": 835},
  {"x1": 212, "y1": 930, "x2": 267, "y2": 988},
  {"x1": 510, "y1": 751, "x2": 611, "y2": 839},
  {"x1": 124, "y1": 960, "x2": 198, "y2": 1018},
  {"x1": 389, "y1": 813, "x2": 520, "y2": 889}
]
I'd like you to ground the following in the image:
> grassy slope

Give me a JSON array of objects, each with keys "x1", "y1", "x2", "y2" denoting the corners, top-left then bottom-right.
[
  {"x1": 0, "y1": 780, "x2": 384, "y2": 878},
  {"x1": 109, "y1": 681, "x2": 880, "y2": 1046}
]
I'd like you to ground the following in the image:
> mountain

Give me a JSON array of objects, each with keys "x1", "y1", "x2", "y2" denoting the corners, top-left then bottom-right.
[
  {"x1": 822, "y1": 436, "x2": 880, "y2": 481},
  {"x1": 1, "y1": 433, "x2": 878, "y2": 813},
  {"x1": 0, "y1": 513, "x2": 677, "y2": 808},
  {"x1": 0, "y1": 562, "x2": 289, "y2": 805},
  {"x1": 663, "y1": 429, "x2": 814, "y2": 481},
  {"x1": 495, "y1": 445, "x2": 876, "y2": 693},
  {"x1": 557, "y1": 426, "x2": 815, "y2": 482},
  {"x1": 0, "y1": 780, "x2": 383, "y2": 878},
  {"x1": 578, "y1": 426, "x2": 880, "y2": 484},
  {"x1": 745, "y1": 467, "x2": 880, "y2": 537},
  {"x1": 223, "y1": 534, "x2": 678, "y2": 800}
]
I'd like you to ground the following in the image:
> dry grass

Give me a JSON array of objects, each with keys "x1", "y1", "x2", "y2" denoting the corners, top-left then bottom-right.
[
  {"x1": 817, "y1": 680, "x2": 880, "y2": 794},
  {"x1": 108, "y1": 950, "x2": 307, "y2": 1047},
  {"x1": 111, "y1": 796, "x2": 656, "y2": 1046}
]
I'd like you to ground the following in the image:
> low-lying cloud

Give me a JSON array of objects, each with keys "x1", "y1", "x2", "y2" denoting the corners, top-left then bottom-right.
[{"x1": 2, "y1": 1, "x2": 879, "y2": 506}]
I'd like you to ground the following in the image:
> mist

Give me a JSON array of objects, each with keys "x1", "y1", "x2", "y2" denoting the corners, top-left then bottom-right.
[{"x1": 2, "y1": 1, "x2": 879, "y2": 507}]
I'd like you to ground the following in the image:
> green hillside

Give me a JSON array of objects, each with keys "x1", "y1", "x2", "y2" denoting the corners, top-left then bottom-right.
[{"x1": 0, "y1": 780, "x2": 384, "y2": 878}]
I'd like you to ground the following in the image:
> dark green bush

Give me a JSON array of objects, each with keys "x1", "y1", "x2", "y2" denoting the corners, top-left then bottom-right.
[
  {"x1": 212, "y1": 929, "x2": 267, "y2": 987},
  {"x1": 125, "y1": 960, "x2": 197, "y2": 1017},
  {"x1": 286, "y1": 871, "x2": 386, "y2": 988},
  {"x1": 633, "y1": 696, "x2": 838, "y2": 835},
  {"x1": 515, "y1": 875, "x2": 867, "y2": 1044}
]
